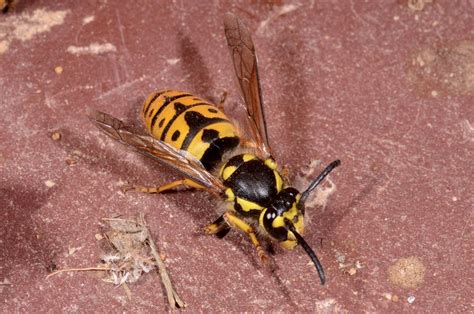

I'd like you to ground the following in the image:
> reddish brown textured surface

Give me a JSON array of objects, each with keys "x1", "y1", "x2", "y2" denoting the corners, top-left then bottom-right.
[{"x1": 1, "y1": 0, "x2": 473, "y2": 312}]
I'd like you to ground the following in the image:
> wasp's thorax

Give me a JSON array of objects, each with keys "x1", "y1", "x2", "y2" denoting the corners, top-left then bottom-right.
[{"x1": 220, "y1": 153, "x2": 284, "y2": 217}]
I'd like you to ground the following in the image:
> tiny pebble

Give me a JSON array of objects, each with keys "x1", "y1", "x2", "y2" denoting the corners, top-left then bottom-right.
[
  {"x1": 45, "y1": 180, "x2": 55, "y2": 188},
  {"x1": 51, "y1": 132, "x2": 61, "y2": 141},
  {"x1": 54, "y1": 66, "x2": 63, "y2": 74}
]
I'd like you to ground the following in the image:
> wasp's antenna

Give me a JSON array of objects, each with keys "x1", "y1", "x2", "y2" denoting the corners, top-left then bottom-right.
[
  {"x1": 285, "y1": 218, "x2": 326, "y2": 285},
  {"x1": 299, "y1": 160, "x2": 341, "y2": 209}
]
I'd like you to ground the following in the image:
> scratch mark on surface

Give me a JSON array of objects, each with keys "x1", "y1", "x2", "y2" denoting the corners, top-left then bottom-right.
[
  {"x1": 373, "y1": 138, "x2": 407, "y2": 151},
  {"x1": 115, "y1": 9, "x2": 127, "y2": 48},
  {"x1": 44, "y1": 85, "x2": 98, "y2": 109},
  {"x1": 458, "y1": 212, "x2": 471, "y2": 240},
  {"x1": 349, "y1": 0, "x2": 369, "y2": 27},
  {"x1": 94, "y1": 76, "x2": 149, "y2": 100},
  {"x1": 115, "y1": 9, "x2": 131, "y2": 80},
  {"x1": 257, "y1": 4, "x2": 301, "y2": 35},
  {"x1": 402, "y1": 102, "x2": 422, "y2": 139},
  {"x1": 375, "y1": 174, "x2": 394, "y2": 196},
  {"x1": 108, "y1": 54, "x2": 122, "y2": 87},
  {"x1": 460, "y1": 119, "x2": 474, "y2": 143}
]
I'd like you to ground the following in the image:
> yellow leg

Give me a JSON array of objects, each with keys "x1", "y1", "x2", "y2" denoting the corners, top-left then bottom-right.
[
  {"x1": 122, "y1": 178, "x2": 205, "y2": 194},
  {"x1": 203, "y1": 215, "x2": 231, "y2": 238},
  {"x1": 281, "y1": 164, "x2": 291, "y2": 185},
  {"x1": 204, "y1": 215, "x2": 226, "y2": 234},
  {"x1": 222, "y1": 211, "x2": 267, "y2": 264},
  {"x1": 217, "y1": 91, "x2": 228, "y2": 111}
]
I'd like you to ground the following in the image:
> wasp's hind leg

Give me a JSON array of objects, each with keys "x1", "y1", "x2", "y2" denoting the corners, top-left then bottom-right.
[
  {"x1": 214, "y1": 211, "x2": 268, "y2": 264},
  {"x1": 122, "y1": 178, "x2": 206, "y2": 194}
]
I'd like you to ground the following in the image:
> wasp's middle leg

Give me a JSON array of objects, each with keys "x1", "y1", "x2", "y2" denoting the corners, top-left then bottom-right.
[
  {"x1": 122, "y1": 178, "x2": 206, "y2": 194},
  {"x1": 211, "y1": 211, "x2": 268, "y2": 264}
]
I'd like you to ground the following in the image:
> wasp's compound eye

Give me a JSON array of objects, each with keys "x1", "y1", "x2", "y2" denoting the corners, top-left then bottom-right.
[{"x1": 261, "y1": 208, "x2": 288, "y2": 242}]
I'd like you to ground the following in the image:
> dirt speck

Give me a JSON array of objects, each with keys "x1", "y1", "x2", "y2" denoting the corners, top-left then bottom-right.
[
  {"x1": 406, "y1": 41, "x2": 474, "y2": 97},
  {"x1": 54, "y1": 66, "x2": 63, "y2": 74},
  {"x1": 51, "y1": 131, "x2": 61, "y2": 141},
  {"x1": 82, "y1": 15, "x2": 95, "y2": 25},
  {"x1": 382, "y1": 292, "x2": 400, "y2": 302},
  {"x1": 0, "y1": 40, "x2": 9, "y2": 53},
  {"x1": 44, "y1": 180, "x2": 56, "y2": 188},
  {"x1": 388, "y1": 256, "x2": 426, "y2": 289},
  {"x1": 67, "y1": 42, "x2": 117, "y2": 55}
]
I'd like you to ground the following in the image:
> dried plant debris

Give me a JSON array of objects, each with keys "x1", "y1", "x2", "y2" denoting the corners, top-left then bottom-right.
[
  {"x1": 100, "y1": 217, "x2": 155, "y2": 285},
  {"x1": 65, "y1": 150, "x2": 84, "y2": 166},
  {"x1": 47, "y1": 214, "x2": 185, "y2": 309},
  {"x1": 407, "y1": 0, "x2": 433, "y2": 11},
  {"x1": 294, "y1": 160, "x2": 338, "y2": 210}
]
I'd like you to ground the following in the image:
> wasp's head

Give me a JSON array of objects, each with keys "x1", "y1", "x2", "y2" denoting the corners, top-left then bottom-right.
[
  {"x1": 259, "y1": 187, "x2": 303, "y2": 249},
  {"x1": 259, "y1": 159, "x2": 341, "y2": 285}
]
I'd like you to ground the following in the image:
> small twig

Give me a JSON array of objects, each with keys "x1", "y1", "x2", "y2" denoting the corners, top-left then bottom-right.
[
  {"x1": 138, "y1": 213, "x2": 186, "y2": 308},
  {"x1": 102, "y1": 217, "x2": 137, "y2": 224},
  {"x1": 45, "y1": 266, "x2": 112, "y2": 279},
  {"x1": 122, "y1": 283, "x2": 132, "y2": 301}
]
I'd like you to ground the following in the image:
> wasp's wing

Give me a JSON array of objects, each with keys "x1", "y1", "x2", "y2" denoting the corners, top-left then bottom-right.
[
  {"x1": 88, "y1": 109, "x2": 225, "y2": 194},
  {"x1": 224, "y1": 13, "x2": 272, "y2": 159}
]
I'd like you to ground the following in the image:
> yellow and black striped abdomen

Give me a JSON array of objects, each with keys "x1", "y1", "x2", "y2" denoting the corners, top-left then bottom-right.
[{"x1": 142, "y1": 90, "x2": 240, "y2": 170}]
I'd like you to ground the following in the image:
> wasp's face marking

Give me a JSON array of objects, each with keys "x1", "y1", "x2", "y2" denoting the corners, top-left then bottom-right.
[{"x1": 260, "y1": 187, "x2": 304, "y2": 249}]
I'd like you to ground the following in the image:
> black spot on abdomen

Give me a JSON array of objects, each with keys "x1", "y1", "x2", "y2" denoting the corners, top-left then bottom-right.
[
  {"x1": 171, "y1": 130, "x2": 180, "y2": 141},
  {"x1": 202, "y1": 129, "x2": 219, "y2": 143}
]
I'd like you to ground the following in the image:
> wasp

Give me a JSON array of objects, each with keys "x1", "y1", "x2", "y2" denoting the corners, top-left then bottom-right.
[{"x1": 89, "y1": 13, "x2": 340, "y2": 285}]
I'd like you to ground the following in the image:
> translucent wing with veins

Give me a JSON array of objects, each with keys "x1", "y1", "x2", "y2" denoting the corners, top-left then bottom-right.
[
  {"x1": 224, "y1": 13, "x2": 272, "y2": 159},
  {"x1": 88, "y1": 109, "x2": 225, "y2": 195}
]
